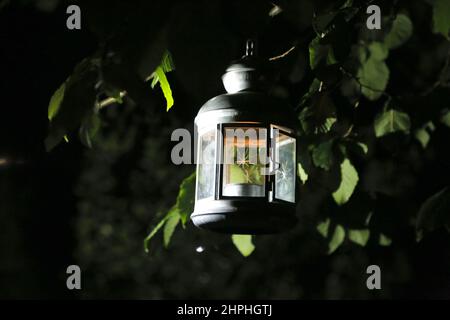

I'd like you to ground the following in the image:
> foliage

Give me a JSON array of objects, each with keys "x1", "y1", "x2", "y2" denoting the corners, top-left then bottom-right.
[
  {"x1": 148, "y1": 52, "x2": 175, "y2": 111},
  {"x1": 231, "y1": 235, "x2": 255, "y2": 257},
  {"x1": 433, "y1": 0, "x2": 450, "y2": 38},
  {"x1": 144, "y1": 171, "x2": 195, "y2": 253},
  {"x1": 332, "y1": 158, "x2": 359, "y2": 206},
  {"x1": 373, "y1": 103, "x2": 411, "y2": 137}
]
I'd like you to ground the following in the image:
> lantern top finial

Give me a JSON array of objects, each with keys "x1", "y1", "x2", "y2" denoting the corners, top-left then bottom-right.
[
  {"x1": 245, "y1": 39, "x2": 256, "y2": 57},
  {"x1": 221, "y1": 39, "x2": 269, "y2": 94}
]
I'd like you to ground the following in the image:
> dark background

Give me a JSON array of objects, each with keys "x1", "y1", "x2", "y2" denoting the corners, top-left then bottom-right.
[{"x1": 1, "y1": 0, "x2": 450, "y2": 299}]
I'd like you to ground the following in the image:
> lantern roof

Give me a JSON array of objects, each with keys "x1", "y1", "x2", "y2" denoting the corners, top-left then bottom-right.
[{"x1": 195, "y1": 92, "x2": 298, "y2": 129}]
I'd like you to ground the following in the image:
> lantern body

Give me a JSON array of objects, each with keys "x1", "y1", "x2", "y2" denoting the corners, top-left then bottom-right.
[{"x1": 191, "y1": 57, "x2": 298, "y2": 234}]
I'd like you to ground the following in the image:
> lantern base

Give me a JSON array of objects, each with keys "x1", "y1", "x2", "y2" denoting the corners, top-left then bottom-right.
[{"x1": 191, "y1": 200, "x2": 297, "y2": 234}]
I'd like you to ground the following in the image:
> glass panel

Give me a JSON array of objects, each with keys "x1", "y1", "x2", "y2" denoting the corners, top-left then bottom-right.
[
  {"x1": 222, "y1": 127, "x2": 267, "y2": 197},
  {"x1": 275, "y1": 132, "x2": 296, "y2": 203},
  {"x1": 197, "y1": 129, "x2": 215, "y2": 200}
]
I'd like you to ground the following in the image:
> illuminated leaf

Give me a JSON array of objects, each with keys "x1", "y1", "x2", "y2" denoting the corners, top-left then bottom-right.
[
  {"x1": 297, "y1": 162, "x2": 308, "y2": 184},
  {"x1": 332, "y1": 158, "x2": 358, "y2": 205},
  {"x1": 155, "y1": 66, "x2": 174, "y2": 111},
  {"x1": 384, "y1": 14, "x2": 413, "y2": 49},
  {"x1": 232, "y1": 234, "x2": 255, "y2": 257},
  {"x1": 348, "y1": 229, "x2": 370, "y2": 246},
  {"x1": 144, "y1": 172, "x2": 195, "y2": 252},
  {"x1": 374, "y1": 108, "x2": 410, "y2": 137},
  {"x1": 163, "y1": 212, "x2": 181, "y2": 248},
  {"x1": 379, "y1": 233, "x2": 392, "y2": 246},
  {"x1": 312, "y1": 140, "x2": 334, "y2": 170},
  {"x1": 328, "y1": 225, "x2": 345, "y2": 254},
  {"x1": 357, "y1": 57, "x2": 389, "y2": 101},
  {"x1": 433, "y1": 0, "x2": 450, "y2": 39},
  {"x1": 317, "y1": 218, "x2": 330, "y2": 238},
  {"x1": 48, "y1": 82, "x2": 66, "y2": 121}
]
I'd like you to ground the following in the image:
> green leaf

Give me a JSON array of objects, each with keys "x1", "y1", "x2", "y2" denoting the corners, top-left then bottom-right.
[
  {"x1": 374, "y1": 107, "x2": 411, "y2": 137},
  {"x1": 357, "y1": 142, "x2": 368, "y2": 155},
  {"x1": 357, "y1": 56, "x2": 389, "y2": 101},
  {"x1": 368, "y1": 42, "x2": 389, "y2": 61},
  {"x1": 143, "y1": 172, "x2": 195, "y2": 252},
  {"x1": 79, "y1": 113, "x2": 101, "y2": 148},
  {"x1": 297, "y1": 162, "x2": 309, "y2": 184},
  {"x1": 416, "y1": 187, "x2": 450, "y2": 233},
  {"x1": 144, "y1": 213, "x2": 171, "y2": 253},
  {"x1": 48, "y1": 82, "x2": 66, "y2": 121},
  {"x1": 414, "y1": 122, "x2": 434, "y2": 149},
  {"x1": 440, "y1": 109, "x2": 450, "y2": 127},
  {"x1": 163, "y1": 211, "x2": 181, "y2": 248},
  {"x1": 155, "y1": 66, "x2": 174, "y2": 111},
  {"x1": 147, "y1": 51, "x2": 175, "y2": 111},
  {"x1": 328, "y1": 225, "x2": 345, "y2": 254},
  {"x1": 309, "y1": 37, "x2": 335, "y2": 70},
  {"x1": 299, "y1": 92, "x2": 336, "y2": 134},
  {"x1": 299, "y1": 78, "x2": 321, "y2": 108},
  {"x1": 317, "y1": 218, "x2": 330, "y2": 238},
  {"x1": 332, "y1": 158, "x2": 359, "y2": 205},
  {"x1": 432, "y1": 0, "x2": 450, "y2": 39},
  {"x1": 348, "y1": 229, "x2": 370, "y2": 246},
  {"x1": 309, "y1": 37, "x2": 327, "y2": 70},
  {"x1": 312, "y1": 140, "x2": 334, "y2": 170},
  {"x1": 45, "y1": 58, "x2": 98, "y2": 151},
  {"x1": 232, "y1": 234, "x2": 255, "y2": 257},
  {"x1": 160, "y1": 51, "x2": 175, "y2": 73},
  {"x1": 384, "y1": 14, "x2": 413, "y2": 49},
  {"x1": 175, "y1": 172, "x2": 196, "y2": 226},
  {"x1": 414, "y1": 129, "x2": 430, "y2": 149},
  {"x1": 379, "y1": 233, "x2": 392, "y2": 246}
]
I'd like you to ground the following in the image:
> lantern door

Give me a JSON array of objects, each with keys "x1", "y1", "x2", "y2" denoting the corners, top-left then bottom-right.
[
  {"x1": 270, "y1": 125, "x2": 296, "y2": 203},
  {"x1": 218, "y1": 123, "x2": 269, "y2": 199}
]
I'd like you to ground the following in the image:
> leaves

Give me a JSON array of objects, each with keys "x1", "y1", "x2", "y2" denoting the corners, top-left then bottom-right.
[
  {"x1": 328, "y1": 225, "x2": 345, "y2": 254},
  {"x1": 317, "y1": 218, "x2": 331, "y2": 237},
  {"x1": 144, "y1": 172, "x2": 195, "y2": 252},
  {"x1": 368, "y1": 42, "x2": 389, "y2": 61},
  {"x1": 312, "y1": 140, "x2": 334, "y2": 170},
  {"x1": 45, "y1": 59, "x2": 98, "y2": 151},
  {"x1": 175, "y1": 171, "x2": 196, "y2": 225},
  {"x1": 297, "y1": 162, "x2": 309, "y2": 184},
  {"x1": 299, "y1": 92, "x2": 336, "y2": 134},
  {"x1": 374, "y1": 107, "x2": 411, "y2": 137},
  {"x1": 432, "y1": 0, "x2": 450, "y2": 39},
  {"x1": 155, "y1": 67, "x2": 174, "y2": 111},
  {"x1": 144, "y1": 213, "x2": 171, "y2": 253},
  {"x1": 357, "y1": 55, "x2": 389, "y2": 101},
  {"x1": 414, "y1": 121, "x2": 435, "y2": 149},
  {"x1": 47, "y1": 82, "x2": 66, "y2": 121},
  {"x1": 79, "y1": 113, "x2": 101, "y2": 148},
  {"x1": 148, "y1": 51, "x2": 175, "y2": 111},
  {"x1": 441, "y1": 109, "x2": 450, "y2": 127},
  {"x1": 232, "y1": 234, "x2": 255, "y2": 257},
  {"x1": 348, "y1": 229, "x2": 370, "y2": 246},
  {"x1": 332, "y1": 158, "x2": 359, "y2": 205},
  {"x1": 357, "y1": 142, "x2": 368, "y2": 155},
  {"x1": 384, "y1": 14, "x2": 413, "y2": 49},
  {"x1": 379, "y1": 233, "x2": 392, "y2": 246},
  {"x1": 416, "y1": 187, "x2": 450, "y2": 234},
  {"x1": 163, "y1": 212, "x2": 181, "y2": 248},
  {"x1": 309, "y1": 37, "x2": 333, "y2": 70}
]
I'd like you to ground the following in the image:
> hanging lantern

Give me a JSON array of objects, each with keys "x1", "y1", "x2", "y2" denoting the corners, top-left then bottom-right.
[{"x1": 191, "y1": 40, "x2": 298, "y2": 234}]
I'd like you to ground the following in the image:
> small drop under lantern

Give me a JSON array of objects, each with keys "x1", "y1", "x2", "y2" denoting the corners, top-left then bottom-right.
[{"x1": 191, "y1": 41, "x2": 298, "y2": 234}]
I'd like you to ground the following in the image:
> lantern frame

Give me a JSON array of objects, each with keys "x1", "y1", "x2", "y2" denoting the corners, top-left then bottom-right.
[{"x1": 191, "y1": 43, "x2": 298, "y2": 234}]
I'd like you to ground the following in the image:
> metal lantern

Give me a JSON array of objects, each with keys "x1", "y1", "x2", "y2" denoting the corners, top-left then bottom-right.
[{"x1": 191, "y1": 41, "x2": 298, "y2": 234}]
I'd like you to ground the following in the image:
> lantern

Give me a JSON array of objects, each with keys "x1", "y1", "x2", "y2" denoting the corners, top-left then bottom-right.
[{"x1": 191, "y1": 40, "x2": 298, "y2": 234}]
